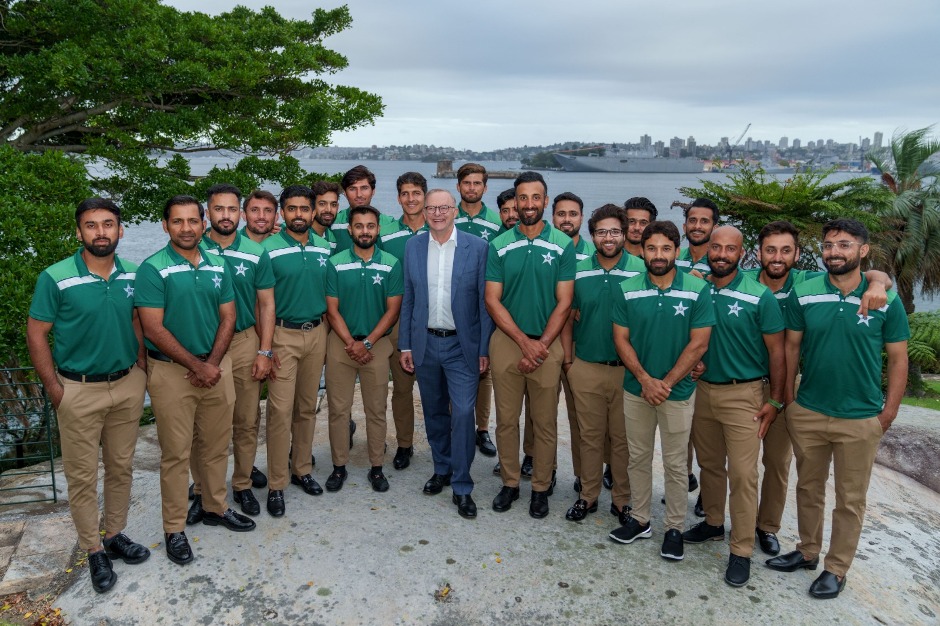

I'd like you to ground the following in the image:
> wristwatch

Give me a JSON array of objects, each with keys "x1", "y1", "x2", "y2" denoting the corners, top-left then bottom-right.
[
  {"x1": 362, "y1": 339, "x2": 373, "y2": 351},
  {"x1": 257, "y1": 350, "x2": 274, "y2": 358}
]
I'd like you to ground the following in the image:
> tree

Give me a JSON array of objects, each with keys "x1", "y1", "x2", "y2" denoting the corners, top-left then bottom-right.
[
  {"x1": 0, "y1": 0, "x2": 383, "y2": 222},
  {"x1": 866, "y1": 126, "x2": 940, "y2": 315}
]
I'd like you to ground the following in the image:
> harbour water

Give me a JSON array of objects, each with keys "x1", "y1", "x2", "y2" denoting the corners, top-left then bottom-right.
[{"x1": 120, "y1": 157, "x2": 938, "y2": 312}]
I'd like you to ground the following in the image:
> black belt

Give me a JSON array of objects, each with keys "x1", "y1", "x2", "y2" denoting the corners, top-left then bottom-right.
[
  {"x1": 147, "y1": 349, "x2": 209, "y2": 363},
  {"x1": 427, "y1": 328, "x2": 457, "y2": 337},
  {"x1": 525, "y1": 333, "x2": 542, "y2": 340},
  {"x1": 589, "y1": 359, "x2": 624, "y2": 367},
  {"x1": 59, "y1": 367, "x2": 132, "y2": 384},
  {"x1": 276, "y1": 317, "x2": 323, "y2": 331},
  {"x1": 351, "y1": 335, "x2": 368, "y2": 341},
  {"x1": 706, "y1": 376, "x2": 766, "y2": 386}
]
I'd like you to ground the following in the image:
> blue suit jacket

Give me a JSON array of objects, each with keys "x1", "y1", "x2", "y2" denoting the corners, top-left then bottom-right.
[{"x1": 399, "y1": 230, "x2": 494, "y2": 374}]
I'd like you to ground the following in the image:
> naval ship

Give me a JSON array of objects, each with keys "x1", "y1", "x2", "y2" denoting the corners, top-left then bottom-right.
[{"x1": 553, "y1": 151, "x2": 704, "y2": 173}]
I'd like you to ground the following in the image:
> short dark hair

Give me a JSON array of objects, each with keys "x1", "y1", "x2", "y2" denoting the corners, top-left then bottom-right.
[
  {"x1": 587, "y1": 204, "x2": 627, "y2": 235},
  {"x1": 552, "y1": 191, "x2": 583, "y2": 214},
  {"x1": 822, "y1": 218, "x2": 869, "y2": 244},
  {"x1": 279, "y1": 184, "x2": 314, "y2": 209},
  {"x1": 457, "y1": 162, "x2": 488, "y2": 184},
  {"x1": 513, "y1": 171, "x2": 547, "y2": 195},
  {"x1": 311, "y1": 180, "x2": 342, "y2": 201},
  {"x1": 758, "y1": 220, "x2": 800, "y2": 247},
  {"x1": 641, "y1": 220, "x2": 681, "y2": 248},
  {"x1": 242, "y1": 189, "x2": 277, "y2": 211},
  {"x1": 396, "y1": 171, "x2": 428, "y2": 194},
  {"x1": 623, "y1": 196, "x2": 658, "y2": 221},
  {"x1": 684, "y1": 197, "x2": 719, "y2": 222},
  {"x1": 496, "y1": 188, "x2": 515, "y2": 209},
  {"x1": 75, "y1": 197, "x2": 121, "y2": 226},
  {"x1": 163, "y1": 195, "x2": 203, "y2": 222},
  {"x1": 341, "y1": 164, "x2": 376, "y2": 191},
  {"x1": 349, "y1": 205, "x2": 381, "y2": 223},
  {"x1": 206, "y1": 183, "x2": 242, "y2": 206}
]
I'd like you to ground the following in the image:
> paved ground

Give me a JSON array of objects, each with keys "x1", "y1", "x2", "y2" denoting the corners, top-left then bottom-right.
[{"x1": 1, "y1": 390, "x2": 939, "y2": 625}]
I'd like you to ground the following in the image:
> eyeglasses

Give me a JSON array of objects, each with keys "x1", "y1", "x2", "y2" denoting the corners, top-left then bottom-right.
[
  {"x1": 594, "y1": 228, "x2": 624, "y2": 238},
  {"x1": 425, "y1": 205, "x2": 455, "y2": 215},
  {"x1": 821, "y1": 241, "x2": 861, "y2": 251}
]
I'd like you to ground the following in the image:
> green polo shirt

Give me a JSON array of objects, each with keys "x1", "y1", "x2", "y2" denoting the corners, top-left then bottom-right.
[
  {"x1": 135, "y1": 243, "x2": 234, "y2": 355},
  {"x1": 573, "y1": 253, "x2": 646, "y2": 362},
  {"x1": 742, "y1": 268, "x2": 823, "y2": 314},
  {"x1": 612, "y1": 270, "x2": 715, "y2": 401},
  {"x1": 262, "y1": 229, "x2": 331, "y2": 323},
  {"x1": 201, "y1": 232, "x2": 275, "y2": 333},
  {"x1": 29, "y1": 249, "x2": 139, "y2": 375},
  {"x1": 486, "y1": 222, "x2": 576, "y2": 337},
  {"x1": 676, "y1": 247, "x2": 710, "y2": 276},
  {"x1": 700, "y1": 271, "x2": 784, "y2": 383},
  {"x1": 571, "y1": 236, "x2": 597, "y2": 262},
  {"x1": 330, "y1": 208, "x2": 395, "y2": 253},
  {"x1": 325, "y1": 248, "x2": 403, "y2": 337},
  {"x1": 377, "y1": 217, "x2": 428, "y2": 261},
  {"x1": 455, "y1": 202, "x2": 502, "y2": 242},
  {"x1": 785, "y1": 275, "x2": 909, "y2": 418}
]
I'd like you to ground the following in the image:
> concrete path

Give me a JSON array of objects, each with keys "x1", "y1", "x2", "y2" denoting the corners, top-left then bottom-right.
[{"x1": 2, "y1": 391, "x2": 939, "y2": 625}]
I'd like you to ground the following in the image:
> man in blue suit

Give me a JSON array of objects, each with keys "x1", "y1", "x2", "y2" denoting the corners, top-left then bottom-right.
[{"x1": 400, "y1": 189, "x2": 494, "y2": 519}]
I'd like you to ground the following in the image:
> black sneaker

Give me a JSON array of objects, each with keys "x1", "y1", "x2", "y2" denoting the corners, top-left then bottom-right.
[
  {"x1": 103, "y1": 533, "x2": 151, "y2": 564},
  {"x1": 688, "y1": 473, "x2": 699, "y2": 492},
  {"x1": 725, "y1": 554, "x2": 751, "y2": 587},
  {"x1": 661, "y1": 529, "x2": 684, "y2": 560},
  {"x1": 250, "y1": 466, "x2": 268, "y2": 489},
  {"x1": 325, "y1": 466, "x2": 347, "y2": 492},
  {"x1": 682, "y1": 520, "x2": 725, "y2": 544},
  {"x1": 608, "y1": 516, "x2": 652, "y2": 544},
  {"x1": 520, "y1": 455, "x2": 533, "y2": 478},
  {"x1": 88, "y1": 551, "x2": 117, "y2": 593}
]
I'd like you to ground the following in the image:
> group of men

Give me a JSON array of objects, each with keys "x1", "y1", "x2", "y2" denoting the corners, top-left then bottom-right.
[{"x1": 28, "y1": 162, "x2": 907, "y2": 602}]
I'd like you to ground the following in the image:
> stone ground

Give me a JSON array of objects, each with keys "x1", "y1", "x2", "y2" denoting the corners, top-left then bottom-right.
[{"x1": 1, "y1": 388, "x2": 938, "y2": 625}]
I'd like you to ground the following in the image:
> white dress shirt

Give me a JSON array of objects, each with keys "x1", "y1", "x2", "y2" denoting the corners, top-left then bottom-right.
[{"x1": 427, "y1": 227, "x2": 457, "y2": 330}]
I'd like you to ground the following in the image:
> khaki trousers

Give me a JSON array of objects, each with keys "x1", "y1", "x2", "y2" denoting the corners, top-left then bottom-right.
[
  {"x1": 388, "y1": 322, "x2": 416, "y2": 447},
  {"x1": 191, "y1": 329, "x2": 262, "y2": 493},
  {"x1": 567, "y1": 359, "x2": 630, "y2": 506},
  {"x1": 788, "y1": 402, "x2": 883, "y2": 577},
  {"x1": 149, "y1": 356, "x2": 234, "y2": 533},
  {"x1": 757, "y1": 383, "x2": 795, "y2": 534},
  {"x1": 561, "y1": 370, "x2": 580, "y2": 476},
  {"x1": 693, "y1": 380, "x2": 764, "y2": 557},
  {"x1": 325, "y1": 332, "x2": 392, "y2": 467},
  {"x1": 490, "y1": 329, "x2": 562, "y2": 492},
  {"x1": 623, "y1": 390, "x2": 694, "y2": 532},
  {"x1": 56, "y1": 367, "x2": 146, "y2": 551},
  {"x1": 265, "y1": 324, "x2": 327, "y2": 490},
  {"x1": 476, "y1": 369, "x2": 492, "y2": 432}
]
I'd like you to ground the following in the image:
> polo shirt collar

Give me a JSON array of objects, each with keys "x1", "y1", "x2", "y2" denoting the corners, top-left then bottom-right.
[
  {"x1": 278, "y1": 228, "x2": 316, "y2": 248},
  {"x1": 398, "y1": 216, "x2": 428, "y2": 234},
  {"x1": 824, "y1": 272, "x2": 868, "y2": 298},
  {"x1": 202, "y1": 230, "x2": 245, "y2": 252},
  {"x1": 590, "y1": 251, "x2": 629, "y2": 272},
  {"x1": 165, "y1": 241, "x2": 212, "y2": 267},
  {"x1": 458, "y1": 202, "x2": 488, "y2": 218},
  {"x1": 72, "y1": 247, "x2": 125, "y2": 279},
  {"x1": 712, "y1": 270, "x2": 744, "y2": 292},
  {"x1": 512, "y1": 220, "x2": 553, "y2": 242},
  {"x1": 644, "y1": 268, "x2": 685, "y2": 293}
]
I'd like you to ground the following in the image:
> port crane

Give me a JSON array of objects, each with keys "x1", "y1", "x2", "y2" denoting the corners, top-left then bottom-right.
[{"x1": 727, "y1": 123, "x2": 751, "y2": 162}]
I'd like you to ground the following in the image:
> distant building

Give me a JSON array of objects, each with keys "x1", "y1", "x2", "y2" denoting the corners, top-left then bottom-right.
[
  {"x1": 654, "y1": 140, "x2": 665, "y2": 156},
  {"x1": 817, "y1": 138, "x2": 825, "y2": 150},
  {"x1": 873, "y1": 131, "x2": 884, "y2": 150},
  {"x1": 687, "y1": 136, "x2": 696, "y2": 154},
  {"x1": 670, "y1": 137, "x2": 685, "y2": 152},
  {"x1": 779, "y1": 137, "x2": 789, "y2": 150},
  {"x1": 807, "y1": 140, "x2": 816, "y2": 150},
  {"x1": 826, "y1": 139, "x2": 834, "y2": 150},
  {"x1": 640, "y1": 134, "x2": 652, "y2": 150},
  {"x1": 745, "y1": 137, "x2": 754, "y2": 152},
  {"x1": 861, "y1": 137, "x2": 871, "y2": 151},
  {"x1": 792, "y1": 138, "x2": 801, "y2": 149}
]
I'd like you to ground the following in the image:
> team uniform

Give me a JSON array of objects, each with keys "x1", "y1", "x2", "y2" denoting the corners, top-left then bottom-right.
[
  {"x1": 676, "y1": 247, "x2": 710, "y2": 275},
  {"x1": 330, "y1": 208, "x2": 395, "y2": 254}
]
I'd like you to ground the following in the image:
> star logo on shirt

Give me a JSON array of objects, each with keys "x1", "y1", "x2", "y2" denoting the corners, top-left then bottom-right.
[
  {"x1": 212, "y1": 274, "x2": 223, "y2": 289},
  {"x1": 673, "y1": 302, "x2": 688, "y2": 316},
  {"x1": 857, "y1": 313, "x2": 872, "y2": 326},
  {"x1": 728, "y1": 301, "x2": 742, "y2": 317},
  {"x1": 541, "y1": 252, "x2": 555, "y2": 264},
  {"x1": 372, "y1": 273, "x2": 384, "y2": 285},
  {"x1": 123, "y1": 284, "x2": 134, "y2": 298},
  {"x1": 234, "y1": 262, "x2": 248, "y2": 276},
  {"x1": 318, "y1": 255, "x2": 327, "y2": 267},
  {"x1": 480, "y1": 230, "x2": 491, "y2": 240}
]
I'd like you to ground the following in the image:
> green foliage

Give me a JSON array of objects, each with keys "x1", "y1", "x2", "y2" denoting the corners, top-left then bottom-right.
[
  {"x1": 680, "y1": 163, "x2": 889, "y2": 268},
  {"x1": 0, "y1": 146, "x2": 91, "y2": 366},
  {"x1": 908, "y1": 312, "x2": 940, "y2": 374}
]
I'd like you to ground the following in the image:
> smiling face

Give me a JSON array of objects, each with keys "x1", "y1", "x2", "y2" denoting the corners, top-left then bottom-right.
[
  {"x1": 163, "y1": 202, "x2": 205, "y2": 251},
  {"x1": 625, "y1": 208, "x2": 653, "y2": 246},
  {"x1": 759, "y1": 232, "x2": 800, "y2": 280},
  {"x1": 499, "y1": 198, "x2": 518, "y2": 229},
  {"x1": 424, "y1": 190, "x2": 457, "y2": 237},
  {"x1": 706, "y1": 226, "x2": 743, "y2": 278},
  {"x1": 243, "y1": 197, "x2": 276, "y2": 236},
  {"x1": 398, "y1": 183, "x2": 426, "y2": 218},
  {"x1": 457, "y1": 173, "x2": 487, "y2": 205},
  {"x1": 822, "y1": 230, "x2": 868, "y2": 275},
  {"x1": 552, "y1": 199, "x2": 582, "y2": 238},
  {"x1": 643, "y1": 233, "x2": 679, "y2": 277},
  {"x1": 344, "y1": 177, "x2": 375, "y2": 208},
  {"x1": 684, "y1": 206, "x2": 715, "y2": 246},
  {"x1": 281, "y1": 195, "x2": 313, "y2": 234},
  {"x1": 516, "y1": 181, "x2": 547, "y2": 226},
  {"x1": 591, "y1": 217, "x2": 625, "y2": 259},
  {"x1": 207, "y1": 192, "x2": 240, "y2": 236},
  {"x1": 314, "y1": 191, "x2": 339, "y2": 228},
  {"x1": 77, "y1": 208, "x2": 123, "y2": 257}
]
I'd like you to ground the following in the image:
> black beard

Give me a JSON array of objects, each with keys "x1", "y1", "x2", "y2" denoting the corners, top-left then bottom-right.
[
  {"x1": 353, "y1": 236, "x2": 375, "y2": 250},
  {"x1": 520, "y1": 209, "x2": 544, "y2": 226},
  {"x1": 315, "y1": 213, "x2": 334, "y2": 227},
  {"x1": 212, "y1": 221, "x2": 237, "y2": 236},
  {"x1": 287, "y1": 221, "x2": 310, "y2": 234},
  {"x1": 597, "y1": 245, "x2": 624, "y2": 259},
  {"x1": 824, "y1": 255, "x2": 861, "y2": 275},
  {"x1": 247, "y1": 223, "x2": 272, "y2": 235},
  {"x1": 645, "y1": 259, "x2": 675, "y2": 276},
  {"x1": 761, "y1": 263, "x2": 791, "y2": 280},
  {"x1": 707, "y1": 257, "x2": 738, "y2": 278},
  {"x1": 83, "y1": 239, "x2": 118, "y2": 257},
  {"x1": 687, "y1": 231, "x2": 710, "y2": 246}
]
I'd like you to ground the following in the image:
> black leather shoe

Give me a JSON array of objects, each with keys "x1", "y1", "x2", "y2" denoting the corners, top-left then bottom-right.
[
  {"x1": 291, "y1": 473, "x2": 323, "y2": 496},
  {"x1": 694, "y1": 493, "x2": 705, "y2": 518},
  {"x1": 233, "y1": 489, "x2": 261, "y2": 516},
  {"x1": 250, "y1": 466, "x2": 267, "y2": 488},
  {"x1": 203, "y1": 508, "x2": 257, "y2": 532},
  {"x1": 267, "y1": 490, "x2": 285, "y2": 517},
  {"x1": 476, "y1": 431, "x2": 497, "y2": 457},
  {"x1": 765, "y1": 550, "x2": 819, "y2": 572},
  {"x1": 603, "y1": 464, "x2": 613, "y2": 490},
  {"x1": 688, "y1": 473, "x2": 699, "y2": 492},
  {"x1": 546, "y1": 470, "x2": 557, "y2": 497},
  {"x1": 520, "y1": 455, "x2": 533, "y2": 478},
  {"x1": 756, "y1": 528, "x2": 781, "y2": 556},
  {"x1": 88, "y1": 551, "x2": 117, "y2": 593},
  {"x1": 185, "y1": 495, "x2": 204, "y2": 525},
  {"x1": 103, "y1": 533, "x2": 151, "y2": 564},
  {"x1": 616, "y1": 504, "x2": 634, "y2": 526},
  {"x1": 725, "y1": 554, "x2": 751, "y2": 587},
  {"x1": 165, "y1": 532, "x2": 193, "y2": 565},
  {"x1": 188, "y1": 482, "x2": 195, "y2": 501},
  {"x1": 492, "y1": 486, "x2": 520, "y2": 512},
  {"x1": 809, "y1": 570, "x2": 846, "y2": 599},
  {"x1": 682, "y1": 520, "x2": 725, "y2": 544},
  {"x1": 368, "y1": 468, "x2": 389, "y2": 492},
  {"x1": 492, "y1": 462, "x2": 501, "y2": 476},
  {"x1": 573, "y1": 477, "x2": 581, "y2": 493},
  {"x1": 423, "y1": 473, "x2": 452, "y2": 495},
  {"x1": 565, "y1": 498, "x2": 597, "y2": 521},
  {"x1": 393, "y1": 446, "x2": 414, "y2": 470},
  {"x1": 325, "y1": 467, "x2": 347, "y2": 492},
  {"x1": 453, "y1": 494, "x2": 477, "y2": 519},
  {"x1": 530, "y1": 490, "x2": 549, "y2": 519},
  {"x1": 349, "y1": 419, "x2": 356, "y2": 448}
]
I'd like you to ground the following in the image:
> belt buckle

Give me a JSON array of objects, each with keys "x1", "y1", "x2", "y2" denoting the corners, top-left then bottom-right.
[{"x1": 301, "y1": 321, "x2": 314, "y2": 332}]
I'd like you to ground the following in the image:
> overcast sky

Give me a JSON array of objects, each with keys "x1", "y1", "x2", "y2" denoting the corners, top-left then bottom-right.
[{"x1": 169, "y1": 0, "x2": 939, "y2": 151}]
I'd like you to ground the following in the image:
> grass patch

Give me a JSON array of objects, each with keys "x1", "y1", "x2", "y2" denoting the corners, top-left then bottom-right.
[{"x1": 902, "y1": 380, "x2": 940, "y2": 411}]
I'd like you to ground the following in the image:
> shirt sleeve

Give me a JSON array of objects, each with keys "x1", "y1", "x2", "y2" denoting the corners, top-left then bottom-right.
[
  {"x1": 883, "y1": 294, "x2": 911, "y2": 343},
  {"x1": 484, "y1": 242, "x2": 503, "y2": 283},
  {"x1": 28, "y1": 270, "x2": 60, "y2": 322},
  {"x1": 134, "y1": 261, "x2": 166, "y2": 308},
  {"x1": 611, "y1": 282, "x2": 630, "y2": 328},
  {"x1": 690, "y1": 284, "x2": 716, "y2": 329},
  {"x1": 325, "y1": 261, "x2": 339, "y2": 298},
  {"x1": 254, "y1": 251, "x2": 276, "y2": 290},
  {"x1": 758, "y1": 289, "x2": 786, "y2": 334},
  {"x1": 386, "y1": 259, "x2": 404, "y2": 297},
  {"x1": 558, "y1": 242, "x2": 576, "y2": 281},
  {"x1": 784, "y1": 290, "x2": 805, "y2": 331}
]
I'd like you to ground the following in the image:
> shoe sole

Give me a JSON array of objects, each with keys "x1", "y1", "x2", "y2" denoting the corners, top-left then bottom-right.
[
  {"x1": 608, "y1": 528, "x2": 652, "y2": 544},
  {"x1": 492, "y1": 492, "x2": 520, "y2": 512},
  {"x1": 105, "y1": 549, "x2": 151, "y2": 565},
  {"x1": 683, "y1": 534, "x2": 725, "y2": 544},
  {"x1": 267, "y1": 508, "x2": 285, "y2": 518},
  {"x1": 725, "y1": 574, "x2": 749, "y2": 587},
  {"x1": 766, "y1": 561, "x2": 819, "y2": 573},
  {"x1": 661, "y1": 551, "x2": 684, "y2": 561},
  {"x1": 203, "y1": 518, "x2": 257, "y2": 532},
  {"x1": 290, "y1": 477, "x2": 323, "y2": 496},
  {"x1": 325, "y1": 475, "x2": 348, "y2": 492},
  {"x1": 166, "y1": 551, "x2": 193, "y2": 565},
  {"x1": 92, "y1": 570, "x2": 118, "y2": 593}
]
